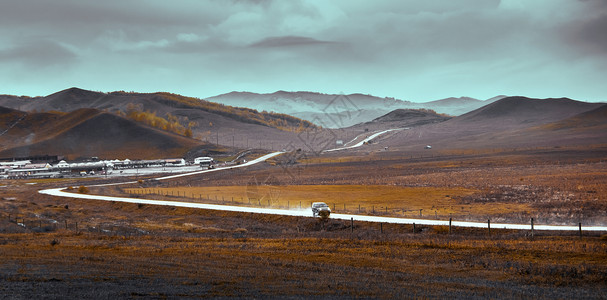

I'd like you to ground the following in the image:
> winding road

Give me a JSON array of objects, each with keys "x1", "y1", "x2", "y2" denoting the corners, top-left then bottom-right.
[
  {"x1": 323, "y1": 128, "x2": 405, "y2": 152},
  {"x1": 39, "y1": 148, "x2": 607, "y2": 232}
]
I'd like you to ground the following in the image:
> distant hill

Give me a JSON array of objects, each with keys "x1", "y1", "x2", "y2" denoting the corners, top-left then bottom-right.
[
  {"x1": 0, "y1": 107, "x2": 224, "y2": 160},
  {"x1": 377, "y1": 96, "x2": 606, "y2": 151},
  {"x1": 0, "y1": 88, "x2": 323, "y2": 151},
  {"x1": 534, "y1": 104, "x2": 607, "y2": 131},
  {"x1": 207, "y1": 91, "x2": 508, "y2": 127},
  {"x1": 451, "y1": 96, "x2": 604, "y2": 128},
  {"x1": 0, "y1": 87, "x2": 316, "y2": 132},
  {"x1": 207, "y1": 91, "x2": 414, "y2": 128},
  {"x1": 423, "y1": 96, "x2": 506, "y2": 116},
  {"x1": 371, "y1": 109, "x2": 450, "y2": 124}
]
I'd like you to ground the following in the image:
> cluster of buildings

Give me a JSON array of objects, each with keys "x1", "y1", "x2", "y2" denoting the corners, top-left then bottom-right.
[{"x1": 0, "y1": 155, "x2": 197, "y2": 179}]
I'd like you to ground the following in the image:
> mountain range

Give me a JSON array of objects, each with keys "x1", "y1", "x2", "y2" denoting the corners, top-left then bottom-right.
[
  {"x1": 1, "y1": 88, "x2": 605, "y2": 159},
  {"x1": 207, "y1": 91, "x2": 506, "y2": 128}
]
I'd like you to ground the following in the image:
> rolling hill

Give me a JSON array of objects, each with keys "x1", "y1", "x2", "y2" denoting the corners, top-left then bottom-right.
[
  {"x1": 371, "y1": 96, "x2": 606, "y2": 151},
  {"x1": 0, "y1": 87, "x2": 316, "y2": 132},
  {"x1": 0, "y1": 107, "x2": 225, "y2": 160},
  {"x1": 207, "y1": 91, "x2": 506, "y2": 127},
  {"x1": 345, "y1": 108, "x2": 451, "y2": 133},
  {"x1": 0, "y1": 88, "x2": 322, "y2": 152}
]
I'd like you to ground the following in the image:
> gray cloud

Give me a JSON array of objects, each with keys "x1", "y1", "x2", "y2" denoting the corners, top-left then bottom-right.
[
  {"x1": 0, "y1": 0, "x2": 605, "y2": 102},
  {"x1": 250, "y1": 36, "x2": 334, "y2": 48},
  {"x1": 0, "y1": 40, "x2": 78, "y2": 68},
  {"x1": 564, "y1": 13, "x2": 607, "y2": 56}
]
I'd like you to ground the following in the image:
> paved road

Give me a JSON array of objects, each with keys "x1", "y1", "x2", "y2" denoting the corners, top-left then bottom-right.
[
  {"x1": 324, "y1": 128, "x2": 405, "y2": 152},
  {"x1": 39, "y1": 151, "x2": 607, "y2": 232}
]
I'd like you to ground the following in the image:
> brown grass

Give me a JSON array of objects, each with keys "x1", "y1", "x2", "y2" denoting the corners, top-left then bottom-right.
[
  {"x1": 2, "y1": 146, "x2": 607, "y2": 298},
  {"x1": 125, "y1": 185, "x2": 533, "y2": 218}
]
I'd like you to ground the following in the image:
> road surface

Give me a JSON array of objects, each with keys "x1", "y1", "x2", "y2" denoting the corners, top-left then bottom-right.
[{"x1": 324, "y1": 128, "x2": 405, "y2": 152}]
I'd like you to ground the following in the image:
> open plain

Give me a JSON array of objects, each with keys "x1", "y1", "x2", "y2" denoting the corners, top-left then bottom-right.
[{"x1": 2, "y1": 143, "x2": 607, "y2": 298}]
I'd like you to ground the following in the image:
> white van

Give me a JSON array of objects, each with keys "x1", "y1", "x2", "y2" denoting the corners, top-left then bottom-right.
[{"x1": 194, "y1": 157, "x2": 214, "y2": 169}]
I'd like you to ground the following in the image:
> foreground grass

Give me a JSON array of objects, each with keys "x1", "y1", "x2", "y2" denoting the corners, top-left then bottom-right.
[{"x1": 1, "y1": 228, "x2": 606, "y2": 299}]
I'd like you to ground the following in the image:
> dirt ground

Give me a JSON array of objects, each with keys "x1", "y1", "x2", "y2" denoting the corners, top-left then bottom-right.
[{"x1": 1, "y1": 146, "x2": 607, "y2": 298}]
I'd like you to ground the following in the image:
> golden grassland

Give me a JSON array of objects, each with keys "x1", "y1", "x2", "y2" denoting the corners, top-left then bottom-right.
[
  {"x1": 124, "y1": 185, "x2": 532, "y2": 218},
  {"x1": 119, "y1": 146, "x2": 607, "y2": 224},
  {"x1": 2, "y1": 147, "x2": 607, "y2": 297},
  {"x1": 1, "y1": 226, "x2": 607, "y2": 298}
]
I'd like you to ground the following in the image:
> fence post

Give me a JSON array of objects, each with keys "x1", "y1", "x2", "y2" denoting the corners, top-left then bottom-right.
[
  {"x1": 351, "y1": 218, "x2": 354, "y2": 233},
  {"x1": 65, "y1": 220, "x2": 68, "y2": 229},
  {"x1": 488, "y1": 219, "x2": 491, "y2": 234},
  {"x1": 380, "y1": 223, "x2": 383, "y2": 234},
  {"x1": 531, "y1": 218, "x2": 534, "y2": 237},
  {"x1": 359, "y1": 204, "x2": 361, "y2": 213},
  {"x1": 579, "y1": 222, "x2": 582, "y2": 238},
  {"x1": 413, "y1": 223, "x2": 416, "y2": 233},
  {"x1": 372, "y1": 206, "x2": 374, "y2": 213},
  {"x1": 420, "y1": 209, "x2": 423, "y2": 217},
  {"x1": 449, "y1": 218, "x2": 452, "y2": 234}
]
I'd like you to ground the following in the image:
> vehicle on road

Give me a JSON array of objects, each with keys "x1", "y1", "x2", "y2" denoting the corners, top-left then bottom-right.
[
  {"x1": 194, "y1": 157, "x2": 215, "y2": 169},
  {"x1": 311, "y1": 202, "x2": 331, "y2": 218}
]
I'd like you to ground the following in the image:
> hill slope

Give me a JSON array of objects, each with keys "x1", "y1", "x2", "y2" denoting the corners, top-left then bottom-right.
[
  {"x1": 0, "y1": 87, "x2": 316, "y2": 132},
  {"x1": 207, "y1": 91, "x2": 414, "y2": 128},
  {"x1": 0, "y1": 107, "x2": 222, "y2": 159},
  {"x1": 207, "y1": 91, "x2": 506, "y2": 127},
  {"x1": 374, "y1": 96, "x2": 606, "y2": 151},
  {"x1": 0, "y1": 88, "x2": 322, "y2": 151},
  {"x1": 448, "y1": 96, "x2": 604, "y2": 128}
]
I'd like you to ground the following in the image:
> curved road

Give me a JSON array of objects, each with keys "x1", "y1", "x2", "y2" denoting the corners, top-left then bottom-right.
[
  {"x1": 39, "y1": 151, "x2": 607, "y2": 232},
  {"x1": 324, "y1": 128, "x2": 404, "y2": 152}
]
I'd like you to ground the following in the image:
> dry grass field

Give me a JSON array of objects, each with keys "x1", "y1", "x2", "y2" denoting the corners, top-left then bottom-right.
[
  {"x1": 130, "y1": 145, "x2": 607, "y2": 225},
  {"x1": 2, "y1": 146, "x2": 607, "y2": 298},
  {"x1": 124, "y1": 185, "x2": 533, "y2": 219}
]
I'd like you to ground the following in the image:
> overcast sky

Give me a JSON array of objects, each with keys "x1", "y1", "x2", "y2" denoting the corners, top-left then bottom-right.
[{"x1": 1, "y1": 0, "x2": 606, "y2": 102}]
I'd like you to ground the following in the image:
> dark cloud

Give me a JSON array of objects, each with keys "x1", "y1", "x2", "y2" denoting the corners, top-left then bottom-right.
[
  {"x1": 0, "y1": 40, "x2": 77, "y2": 68},
  {"x1": 0, "y1": 1, "x2": 605, "y2": 102},
  {"x1": 564, "y1": 13, "x2": 607, "y2": 56},
  {"x1": 250, "y1": 36, "x2": 333, "y2": 48}
]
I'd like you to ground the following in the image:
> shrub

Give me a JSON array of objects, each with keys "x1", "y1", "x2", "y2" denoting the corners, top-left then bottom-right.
[{"x1": 78, "y1": 186, "x2": 89, "y2": 194}]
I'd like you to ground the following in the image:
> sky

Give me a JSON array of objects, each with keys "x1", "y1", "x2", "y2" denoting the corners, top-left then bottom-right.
[{"x1": 1, "y1": 0, "x2": 606, "y2": 103}]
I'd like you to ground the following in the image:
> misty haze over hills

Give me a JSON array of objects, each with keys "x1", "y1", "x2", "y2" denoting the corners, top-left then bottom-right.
[{"x1": 207, "y1": 91, "x2": 507, "y2": 128}]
